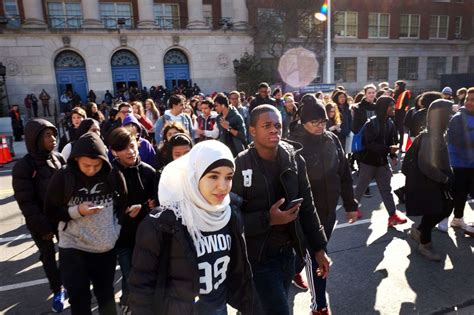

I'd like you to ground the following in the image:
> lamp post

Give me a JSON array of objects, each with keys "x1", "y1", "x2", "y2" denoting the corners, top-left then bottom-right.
[
  {"x1": 0, "y1": 62, "x2": 8, "y2": 115},
  {"x1": 315, "y1": 0, "x2": 332, "y2": 84}
]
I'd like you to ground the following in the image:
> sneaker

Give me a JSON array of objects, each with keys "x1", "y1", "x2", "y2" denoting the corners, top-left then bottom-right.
[
  {"x1": 417, "y1": 243, "x2": 441, "y2": 262},
  {"x1": 465, "y1": 225, "x2": 474, "y2": 237},
  {"x1": 408, "y1": 227, "x2": 421, "y2": 244},
  {"x1": 436, "y1": 218, "x2": 449, "y2": 233},
  {"x1": 51, "y1": 290, "x2": 66, "y2": 313},
  {"x1": 363, "y1": 187, "x2": 372, "y2": 198},
  {"x1": 388, "y1": 211, "x2": 408, "y2": 227},
  {"x1": 292, "y1": 273, "x2": 308, "y2": 290},
  {"x1": 312, "y1": 307, "x2": 331, "y2": 315},
  {"x1": 451, "y1": 217, "x2": 467, "y2": 229}
]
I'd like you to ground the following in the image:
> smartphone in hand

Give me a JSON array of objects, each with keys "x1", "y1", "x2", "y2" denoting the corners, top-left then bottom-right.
[{"x1": 285, "y1": 198, "x2": 304, "y2": 211}]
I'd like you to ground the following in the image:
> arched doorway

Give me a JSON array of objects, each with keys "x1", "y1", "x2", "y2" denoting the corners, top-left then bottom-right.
[
  {"x1": 111, "y1": 50, "x2": 142, "y2": 95},
  {"x1": 163, "y1": 49, "x2": 190, "y2": 90},
  {"x1": 54, "y1": 50, "x2": 88, "y2": 105}
]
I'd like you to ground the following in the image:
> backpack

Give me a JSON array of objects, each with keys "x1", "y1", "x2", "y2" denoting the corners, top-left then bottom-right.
[
  {"x1": 352, "y1": 117, "x2": 379, "y2": 153},
  {"x1": 401, "y1": 134, "x2": 422, "y2": 176}
]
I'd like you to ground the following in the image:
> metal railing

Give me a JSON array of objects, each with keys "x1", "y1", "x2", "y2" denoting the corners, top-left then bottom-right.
[
  {"x1": 100, "y1": 16, "x2": 134, "y2": 29},
  {"x1": 3, "y1": 15, "x2": 21, "y2": 28},
  {"x1": 154, "y1": 15, "x2": 181, "y2": 30},
  {"x1": 48, "y1": 15, "x2": 83, "y2": 29}
]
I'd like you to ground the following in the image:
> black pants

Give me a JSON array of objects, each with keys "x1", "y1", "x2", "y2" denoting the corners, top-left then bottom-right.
[
  {"x1": 43, "y1": 104, "x2": 51, "y2": 116},
  {"x1": 59, "y1": 248, "x2": 117, "y2": 315},
  {"x1": 452, "y1": 167, "x2": 474, "y2": 219},
  {"x1": 31, "y1": 234, "x2": 62, "y2": 294},
  {"x1": 395, "y1": 110, "x2": 405, "y2": 150},
  {"x1": 418, "y1": 198, "x2": 452, "y2": 244},
  {"x1": 32, "y1": 104, "x2": 38, "y2": 117}
]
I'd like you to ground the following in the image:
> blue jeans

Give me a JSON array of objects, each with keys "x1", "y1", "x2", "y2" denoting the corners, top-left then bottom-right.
[
  {"x1": 252, "y1": 247, "x2": 295, "y2": 315},
  {"x1": 116, "y1": 247, "x2": 133, "y2": 305}
]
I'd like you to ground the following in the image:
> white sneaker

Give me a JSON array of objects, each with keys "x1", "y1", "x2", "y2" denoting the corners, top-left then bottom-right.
[
  {"x1": 451, "y1": 217, "x2": 467, "y2": 229},
  {"x1": 437, "y1": 218, "x2": 449, "y2": 233}
]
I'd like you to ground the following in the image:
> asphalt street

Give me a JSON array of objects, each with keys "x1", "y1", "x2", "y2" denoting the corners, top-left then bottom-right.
[{"x1": 0, "y1": 140, "x2": 473, "y2": 315}]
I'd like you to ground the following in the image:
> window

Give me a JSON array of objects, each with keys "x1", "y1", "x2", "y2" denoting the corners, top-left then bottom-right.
[
  {"x1": 367, "y1": 57, "x2": 389, "y2": 81},
  {"x1": 47, "y1": 2, "x2": 83, "y2": 28},
  {"x1": 334, "y1": 58, "x2": 357, "y2": 82},
  {"x1": 469, "y1": 56, "x2": 474, "y2": 73},
  {"x1": 257, "y1": 8, "x2": 284, "y2": 37},
  {"x1": 154, "y1": 3, "x2": 180, "y2": 29},
  {"x1": 430, "y1": 15, "x2": 449, "y2": 38},
  {"x1": 454, "y1": 16, "x2": 462, "y2": 38},
  {"x1": 99, "y1": 3, "x2": 133, "y2": 29},
  {"x1": 4, "y1": 0, "x2": 20, "y2": 28},
  {"x1": 398, "y1": 57, "x2": 418, "y2": 80},
  {"x1": 427, "y1": 57, "x2": 447, "y2": 79},
  {"x1": 334, "y1": 11, "x2": 358, "y2": 37},
  {"x1": 368, "y1": 13, "x2": 390, "y2": 38},
  {"x1": 203, "y1": 4, "x2": 212, "y2": 27},
  {"x1": 399, "y1": 14, "x2": 420, "y2": 38},
  {"x1": 452, "y1": 56, "x2": 459, "y2": 74}
]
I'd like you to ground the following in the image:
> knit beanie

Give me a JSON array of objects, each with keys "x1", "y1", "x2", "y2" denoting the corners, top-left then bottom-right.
[{"x1": 300, "y1": 94, "x2": 328, "y2": 124}]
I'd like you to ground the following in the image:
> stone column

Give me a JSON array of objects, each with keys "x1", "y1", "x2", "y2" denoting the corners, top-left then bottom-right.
[
  {"x1": 232, "y1": 0, "x2": 248, "y2": 30},
  {"x1": 22, "y1": 0, "x2": 47, "y2": 28},
  {"x1": 187, "y1": 0, "x2": 207, "y2": 29},
  {"x1": 81, "y1": 0, "x2": 103, "y2": 28},
  {"x1": 137, "y1": 0, "x2": 155, "y2": 28}
]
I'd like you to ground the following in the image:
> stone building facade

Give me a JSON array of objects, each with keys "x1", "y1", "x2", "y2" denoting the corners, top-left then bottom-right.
[{"x1": 0, "y1": 0, "x2": 252, "y2": 108}]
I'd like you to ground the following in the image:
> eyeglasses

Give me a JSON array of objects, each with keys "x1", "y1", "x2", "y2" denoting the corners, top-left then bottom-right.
[{"x1": 309, "y1": 120, "x2": 327, "y2": 127}]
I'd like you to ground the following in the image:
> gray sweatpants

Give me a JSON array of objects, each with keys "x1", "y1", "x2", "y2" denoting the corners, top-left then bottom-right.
[{"x1": 355, "y1": 162, "x2": 397, "y2": 215}]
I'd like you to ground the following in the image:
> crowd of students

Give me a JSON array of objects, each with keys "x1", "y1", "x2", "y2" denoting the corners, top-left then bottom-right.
[{"x1": 11, "y1": 79, "x2": 473, "y2": 315}]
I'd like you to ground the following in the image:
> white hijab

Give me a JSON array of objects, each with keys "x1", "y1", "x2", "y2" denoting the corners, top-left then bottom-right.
[{"x1": 158, "y1": 140, "x2": 235, "y2": 246}]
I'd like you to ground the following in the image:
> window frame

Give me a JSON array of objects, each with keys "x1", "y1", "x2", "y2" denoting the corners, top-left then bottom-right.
[
  {"x1": 46, "y1": 1, "x2": 83, "y2": 29},
  {"x1": 427, "y1": 56, "x2": 447, "y2": 79},
  {"x1": 398, "y1": 57, "x2": 419, "y2": 80},
  {"x1": 368, "y1": 13, "x2": 390, "y2": 38},
  {"x1": 99, "y1": 2, "x2": 133, "y2": 29},
  {"x1": 153, "y1": 3, "x2": 180, "y2": 29},
  {"x1": 454, "y1": 16, "x2": 462, "y2": 38},
  {"x1": 3, "y1": 0, "x2": 20, "y2": 28},
  {"x1": 429, "y1": 15, "x2": 449, "y2": 39},
  {"x1": 367, "y1": 57, "x2": 389, "y2": 81},
  {"x1": 334, "y1": 57, "x2": 357, "y2": 82},
  {"x1": 399, "y1": 14, "x2": 420, "y2": 39},
  {"x1": 334, "y1": 11, "x2": 358, "y2": 38}
]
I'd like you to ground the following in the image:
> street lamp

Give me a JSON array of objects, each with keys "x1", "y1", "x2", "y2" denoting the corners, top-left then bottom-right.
[
  {"x1": 0, "y1": 62, "x2": 9, "y2": 112},
  {"x1": 315, "y1": 0, "x2": 331, "y2": 84}
]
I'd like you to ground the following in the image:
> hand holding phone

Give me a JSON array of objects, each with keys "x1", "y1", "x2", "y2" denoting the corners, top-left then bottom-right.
[
  {"x1": 126, "y1": 204, "x2": 142, "y2": 218},
  {"x1": 285, "y1": 198, "x2": 304, "y2": 211},
  {"x1": 78, "y1": 203, "x2": 104, "y2": 216}
]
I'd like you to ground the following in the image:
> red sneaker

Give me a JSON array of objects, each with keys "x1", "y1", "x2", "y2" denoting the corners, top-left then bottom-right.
[
  {"x1": 292, "y1": 273, "x2": 308, "y2": 290},
  {"x1": 388, "y1": 212, "x2": 408, "y2": 227},
  {"x1": 312, "y1": 307, "x2": 331, "y2": 315}
]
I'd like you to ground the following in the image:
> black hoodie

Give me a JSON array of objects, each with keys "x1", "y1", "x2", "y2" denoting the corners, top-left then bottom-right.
[
  {"x1": 12, "y1": 119, "x2": 65, "y2": 237},
  {"x1": 352, "y1": 98, "x2": 377, "y2": 134},
  {"x1": 45, "y1": 132, "x2": 127, "y2": 253},
  {"x1": 359, "y1": 96, "x2": 398, "y2": 166}
]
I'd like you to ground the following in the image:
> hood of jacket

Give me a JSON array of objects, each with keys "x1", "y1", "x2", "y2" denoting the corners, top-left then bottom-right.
[
  {"x1": 359, "y1": 98, "x2": 377, "y2": 111},
  {"x1": 24, "y1": 118, "x2": 58, "y2": 158},
  {"x1": 122, "y1": 113, "x2": 142, "y2": 133},
  {"x1": 426, "y1": 99, "x2": 454, "y2": 134},
  {"x1": 68, "y1": 132, "x2": 111, "y2": 173},
  {"x1": 375, "y1": 96, "x2": 395, "y2": 122},
  {"x1": 76, "y1": 118, "x2": 98, "y2": 140}
]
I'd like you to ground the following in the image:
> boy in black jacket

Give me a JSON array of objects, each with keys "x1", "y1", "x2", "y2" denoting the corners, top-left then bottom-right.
[
  {"x1": 108, "y1": 127, "x2": 158, "y2": 311},
  {"x1": 231, "y1": 105, "x2": 329, "y2": 315},
  {"x1": 12, "y1": 119, "x2": 66, "y2": 312}
]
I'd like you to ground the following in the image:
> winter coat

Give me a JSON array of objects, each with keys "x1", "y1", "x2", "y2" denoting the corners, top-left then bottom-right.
[
  {"x1": 289, "y1": 125, "x2": 358, "y2": 231},
  {"x1": 122, "y1": 114, "x2": 157, "y2": 168},
  {"x1": 12, "y1": 119, "x2": 66, "y2": 238},
  {"x1": 405, "y1": 100, "x2": 453, "y2": 216},
  {"x1": 409, "y1": 108, "x2": 427, "y2": 137},
  {"x1": 338, "y1": 104, "x2": 352, "y2": 140},
  {"x1": 111, "y1": 158, "x2": 158, "y2": 248},
  {"x1": 249, "y1": 94, "x2": 276, "y2": 113},
  {"x1": 231, "y1": 140, "x2": 327, "y2": 263},
  {"x1": 352, "y1": 98, "x2": 376, "y2": 134},
  {"x1": 217, "y1": 106, "x2": 247, "y2": 156},
  {"x1": 44, "y1": 132, "x2": 127, "y2": 253},
  {"x1": 359, "y1": 97, "x2": 398, "y2": 167},
  {"x1": 128, "y1": 209, "x2": 261, "y2": 315},
  {"x1": 447, "y1": 109, "x2": 474, "y2": 168}
]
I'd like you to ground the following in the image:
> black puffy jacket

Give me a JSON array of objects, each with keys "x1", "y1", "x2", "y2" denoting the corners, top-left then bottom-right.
[
  {"x1": 128, "y1": 209, "x2": 261, "y2": 315},
  {"x1": 111, "y1": 158, "x2": 158, "y2": 248},
  {"x1": 290, "y1": 125, "x2": 357, "y2": 233},
  {"x1": 231, "y1": 141, "x2": 327, "y2": 263},
  {"x1": 12, "y1": 119, "x2": 65, "y2": 238}
]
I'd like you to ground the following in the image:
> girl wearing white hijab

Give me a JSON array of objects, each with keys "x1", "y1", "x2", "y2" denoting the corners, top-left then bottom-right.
[{"x1": 128, "y1": 140, "x2": 261, "y2": 315}]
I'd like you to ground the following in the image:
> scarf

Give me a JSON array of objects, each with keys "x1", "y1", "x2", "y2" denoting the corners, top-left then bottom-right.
[{"x1": 158, "y1": 140, "x2": 235, "y2": 247}]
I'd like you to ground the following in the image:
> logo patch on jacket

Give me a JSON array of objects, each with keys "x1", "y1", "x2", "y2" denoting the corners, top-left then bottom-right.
[{"x1": 242, "y1": 169, "x2": 253, "y2": 187}]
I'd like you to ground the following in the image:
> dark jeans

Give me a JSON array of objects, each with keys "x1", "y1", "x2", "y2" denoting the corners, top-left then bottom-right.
[
  {"x1": 419, "y1": 197, "x2": 452, "y2": 244},
  {"x1": 31, "y1": 234, "x2": 62, "y2": 294},
  {"x1": 252, "y1": 247, "x2": 295, "y2": 315},
  {"x1": 43, "y1": 104, "x2": 51, "y2": 116},
  {"x1": 59, "y1": 247, "x2": 117, "y2": 315},
  {"x1": 116, "y1": 247, "x2": 133, "y2": 305},
  {"x1": 452, "y1": 168, "x2": 474, "y2": 219}
]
